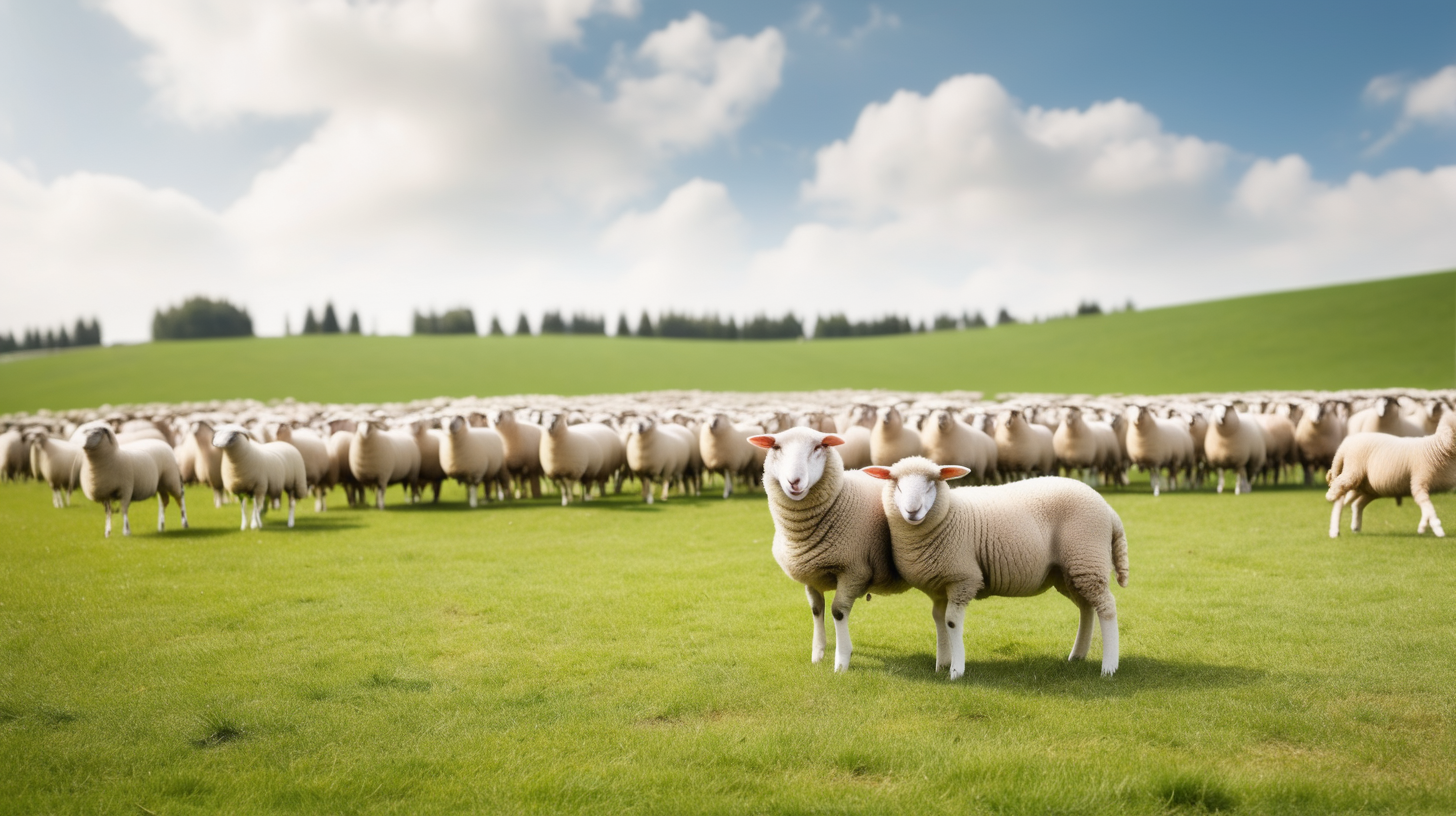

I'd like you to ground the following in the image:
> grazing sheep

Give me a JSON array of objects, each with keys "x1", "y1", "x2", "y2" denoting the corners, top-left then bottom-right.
[
  {"x1": 1326, "y1": 415, "x2": 1456, "y2": 538},
  {"x1": 26, "y1": 430, "x2": 81, "y2": 507},
  {"x1": 625, "y1": 416, "x2": 690, "y2": 503},
  {"x1": 748, "y1": 428, "x2": 907, "y2": 671},
  {"x1": 921, "y1": 409, "x2": 997, "y2": 483},
  {"x1": 1203, "y1": 404, "x2": 1267, "y2": 495},
  {"x1": 272, "y1": 424, "x2": 334, "y2": 511},
  {"x1": 408, "y1": 420, "x2": 448, "y2": 503},
  {"x1": 439, "y1": 414, "x2": 506, "y2": 507},
  {"x1": 487, "y1": 409, "x2": 544, "y2": 499},
  {"x1": 864, "y1": 458, "x2": 1128, "y2": 678},
  {"x1": 1296, "y1": 402, "x2": 1346, "y2": 485},
  {"x1": 1125, "y1": 405, "x2": 1191, "y2": 496},
  {"x1": 212, "y1": 424, "x2": 308, "y2": 529},
  {"x1": 699, "y1": 413, "x2": 759, "y2": 498},
  {"x1": 870, "y1": 406, "x2": 923, "y2": 466},
  {"x1": 349, "y1": 419, "x2": 422, "y2": 510},
  {"x1": 540, "y1": 411, "x2": 602, "y2": 505},
  {"x1": 76, "y1": 422, "x2": 188, "y2": 537},
  {"x1": 1347, "y1": 397, "x2": 1424, "y2": 438},
  {"x1": 994, "y1": 409, "x2": 1055, "y2": 480}
]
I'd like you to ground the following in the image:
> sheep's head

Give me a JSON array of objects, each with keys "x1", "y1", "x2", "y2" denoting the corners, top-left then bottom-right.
[
  {"x1": 1063, "y1": 406, "x2": 1082, "y2": 424},
  {"x1": 931, "y1": 409, "x2": 953, "y2": 431},
  {"x1": 1211, "y1": 404, "x2": 1234, "y2": 427},
  {"x1": 355, "y1": 419, "x2": 381, "y2": 438},
  {"x1": 211, "y1": 424, "x2": 253, "y2": 449},
  {"x1": 446, "y1": 415, "x2": 469, "y2": 435},
  {"x1": 542, "y1": 412, "x2": 567, "y2": 434},
  {"x1": 863, "y1": 457, "x2": 970, "y2": 526},
  {"x1": 708, "y1": 413, "x2": 730, "y2": 432},
  {"x1": 876, "y1": 406, "x2": 902, "y2": 429},
  {"x1": 748, "y1": 427, "x2": 845, "y2": 502},
  {"x1": 78, "y1": 422, "x2": 116, "y2": 451},
  {"x1": 1375, "y1": 397, "x2": 1392, "y2": 417}
]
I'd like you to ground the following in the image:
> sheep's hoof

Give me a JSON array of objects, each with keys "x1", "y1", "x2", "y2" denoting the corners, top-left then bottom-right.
[
  {"x1": 1101, "y1": 665, "x2": 1118, "y2": 677},
  {"x1": 948, "y1": 668, "x2": 963, "y2": 681}
]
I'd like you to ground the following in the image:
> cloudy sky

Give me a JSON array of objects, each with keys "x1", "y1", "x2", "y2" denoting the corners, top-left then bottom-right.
[{"x1": 2, "y1": 0, "x2": 1454, "y2": 342}]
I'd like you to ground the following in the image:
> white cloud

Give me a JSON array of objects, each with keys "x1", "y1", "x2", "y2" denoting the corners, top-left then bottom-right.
[
  {"x1": 1363, "y1": 64, "x2": 1456, "y2": 154},
  {"x1": 599, "y1": 178, "x2": 747, "y2": 307},
  {"x1": 796, "y1": 3, "x2": 899, "y2": 47}
]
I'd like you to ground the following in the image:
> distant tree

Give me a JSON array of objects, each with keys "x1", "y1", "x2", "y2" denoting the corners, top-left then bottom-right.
[
  {"x1": 0, "y1": 332, "x2": 15, "y2": 353},
  {"x1": 658, "y1": 312, "x2": 737, "y2": 339},
  {"x1": 347, "y1": 312, "x2": 362, "y2": 334},
  {"x1": 303, "y1": 308, "x2": 320, "y2": 334},
  {"x1": 741, "y1": 312, "x2": 803, "y2": 340},
  {"x1": 636, "y1": 311, "x2": 655, "y2": 337},
  {"x1": 1076, "y1": 300, "x2": 1102, "y2": 316},
  {"x1": 932, "y1": 313, "x2": 959, "y2": 331},
  {"x1": 963, "y1": 310, "x2": 987, "y2": 329},
  {"x1": 489, "y1": 315, "x2": 505, "y2": 336},
  {"x1": 568, "y1": 314, "x2": 605, "y2": 335},
  {"x1": 321, "y1": 303, "x2": 341, "y2": 333},
  {"x1": 514, "y1": 313, "x2": 532, "y2": 336},
  {"x1": 71, "y1": 317, "x2": 102, "y2": 346},
  {"x1": 540, "y1": 311, "x2": 566, "y2": 334},
  {"x1": 615, "y1": 314, "x2": 632, "y2": 337},
  {"x1": 813, "y1": 313, "x2": 912, "y2": 338},
  {"x1": 996, "y1": 308, "x2": 1017, "y2": 326},
  {"x1": 413, "y1": 308, "x2": 477, "y2": 335},
  {"x1": 153, "y1": 297, "x2": 255, "y2": 340}
]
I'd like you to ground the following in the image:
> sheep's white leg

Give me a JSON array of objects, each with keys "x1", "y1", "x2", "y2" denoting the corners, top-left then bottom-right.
[
  {"x1": 1351, "y1": 494, "x2": 1369, "y2": 532},
  {"x1": 722, "y1": 471, "x2": 733, "y2": 499},
  {"x1": 179, "y1": 492, "x2": 188, "y2": 529},
  {"x1": 1151, "y1": 469, "x2": 1160, "y2": 498},
  {"x1": 661, "y1": 479, "x2": 671, "y2": 502},
  {"x1": 104, "y1": 500, "x2": 113, "y2": 537},
  {"x1": 1069, "y1": 603, "x2": 1095, "y2": 661},
  {"x1": 1415, "y1": 492, "x2": 1444, "y2": 537},
  {"x1": 831, "y1": 605, "x2": 853, "y2": 672},
  {"x1": 287, "y1": 496, "x2": 296, "y2": 528},
  {"x1": 1329, "y1": 494, "x2": 1345, "y2": 538},
  {"x1": 945, "y1": 602, "x2": 968, "y2": 680},
  {"x1": 252, "y1": 492, "x2": 264, "y2": 529},
  {"x1": 121, "y1": 499, "x2": 131, "y2": 537},
  {"x1": 375, "y1": 486, "x2": 385, "y2": 510},
  {"x1": 931, "y1": 600, "x2": 949, "y2": 672},
  {"x1": 240, "y1": 496, "x2": 249, "y2": 530},
  {"x1": 468, "y1": 483, "x2": 478, "y2": 508},
  {"x1": 1099, "y1": 610, "x2": 1120, "y2": 676},
  {"x1": 214, "y1": 488, "x2": 223, "y2": 509},
  {"x1": 642, "y1": 478, "x2": 653, "y2": 504},
  {"x1": 805, "y1": 586, "x2": 826, "y2": 664},
  {"x1": 158, "y1": 495, "x2": 167, "y2": 531},
  {"x1": 1236, "y1": 468, "x2": 1250, "y2": 495}
]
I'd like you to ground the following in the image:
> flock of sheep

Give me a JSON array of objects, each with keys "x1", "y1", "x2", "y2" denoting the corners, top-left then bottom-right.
[{"x1": 2, "y1": 386, "x2": 1453, "y2": 679}]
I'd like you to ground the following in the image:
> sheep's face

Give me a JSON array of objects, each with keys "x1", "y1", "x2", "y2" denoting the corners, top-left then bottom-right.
[
  {"x1": 877, "y1": 407, "x2": 900, "y2": 429},
  {"x1": 543, "y1": 413, "x2": 565, "y2": 433},
  {"x1": 1212, "y1": 404, "x2": 1231, "y2": 426},
  {"x1": 447, "y1": 416, "x2": 468, "y2": 434},
  {"x1": 1375, "y1": 398, "x2": 1391, "y2": 417},
  {"x1": 1064, "y1": 407, "x2": 1081, "y2": 424},
  {"x1": 211, "y1": 425, "x2": 252, "y2": 449},
  {"x1": 933, "y1": 410, "x2": 952, "y2": 431},
  {"x1": 748, "y1": 428, "x2": 844, "y2": 502},
  {"x1": 80, "y1": 424, "x2": 115, "y2": 451},
  {"x1": 863, "y1": 459, "x2": 970, "y2": 526}
]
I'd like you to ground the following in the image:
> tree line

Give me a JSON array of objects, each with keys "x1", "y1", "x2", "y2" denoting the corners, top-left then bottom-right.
[{"x1": 0, "y1": 318, "x2": 102, "y2": 354}]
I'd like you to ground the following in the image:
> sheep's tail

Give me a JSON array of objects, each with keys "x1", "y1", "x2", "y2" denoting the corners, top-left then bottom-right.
[
  {"x1": 1110, "y1": 512, "x2": 1129, "y2": 588},
  {"x1": 1324, "y1": 449, "x2": 1349, "y2": 502}
]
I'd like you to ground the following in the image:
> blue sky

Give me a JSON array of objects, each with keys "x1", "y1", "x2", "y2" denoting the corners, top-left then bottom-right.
[{"x1": 2, "y1": 0, "x2": 1454, "y2": 341}]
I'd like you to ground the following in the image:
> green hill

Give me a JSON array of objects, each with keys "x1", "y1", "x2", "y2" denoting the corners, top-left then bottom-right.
[{"x1": 2, "y1": 270, "x2": 1452, "y2": 414}]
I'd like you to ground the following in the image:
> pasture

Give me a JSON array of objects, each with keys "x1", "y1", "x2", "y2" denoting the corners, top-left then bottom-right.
[
  {"x1": 1, "y1": 269, "x2": 1452, "y2": 415},
  {"x1": 3, "y1": 477, "x2": 1455, "y2": 815}
]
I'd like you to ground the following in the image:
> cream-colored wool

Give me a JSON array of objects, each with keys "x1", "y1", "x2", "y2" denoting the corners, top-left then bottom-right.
[
  {"x1": 26, "y1": 431, "x2": 81, "y2": 507},
  {"x1": 272, "y1": 424, "x2": 335, "y2": 511},
  {"x1": 540, "y1": 411, "x2": 604, "y2": 505},
  {"x1": 1327, "y1": 415, "x2": 1456, "y2": 538},
  {"x1": 1252, "y1": 414, "x2": 1297, "y2": 483},
  {"x1": 121, "y1": 418, "x2": 175, "y2": 447},
  {"x1": 1053, "y1": 407, "x2": 1103, "y2": 483},
  {"x1": 1203, "y1": 404, "x2": 1267, "y2": 495},
  {"x1": 77, "y1": 422, "x2": 188, "y2": 538},
  {"x1": 177, "y1": 420, "x2": 228, "y2": 507},
  {"x1": 439, "y1": 415, "x2": 506, "y2": 508},
  {"x1": 751, "y1": 427, "x2": 908, "y2": 672},
  {"x1": 625, "y1": 416, "x2": 690, "y2": 503},
  {"x1": 175, "y1": 431, "x2": 198, "y2": 484},
  {"x1": 1347, "y1": 397, "x2": 1424, "y2": 438},
  {"x1": 662, "y1": 421, "x2": 702, "y2": 496},
  {"x1": 871, "y1": 406, "x2": 923, "y2": 466},
  {"x1": 866, "y1": 458, "x2": 1128, "y2": 678},
  {"x1": 1402, "y1": 398, "x2": 1449, "y2": 435},
  {"x1": 834, "y1": 403, "x2": 876, "y2": 434},
  {"x1": 212, "y1": 424, "x2": 308, "y2": 529},
  {"x1": 579, "y1": 422, "x2": 626, "y2": 497},
  {"x1": 1125, "y1": 405, "x2": 1191, "y2": 496},
  {"x1": 327, "y1": 430, "x2": 364, "y2": 508},
  {"x1": 1186, "y1": 412, "x2": 1210, "y2": 486},
  {"x1": 406, "y1": 421, "x2": 449, "y2": 504},
  {"x1": 921, "y1": 409, "x2": 997, "y2": 483},
  {"x1": 487, "y1": 409, "x2": 544, "y2": 499},
  {"x1": 1295, "y1": 401, "x2": 1346, "y2": 485},
  {"x1": 2, "y1": 429, "x2": 30, "y2": 481},
  {"x1": 837, "y1": 425, "x2": 873, "y2": 470},
  {"x1": 699, "y1": 413, "x2": 759, "y2": 498},
  {"x1": 993, "y1": 409, "x2": 1055, "y2": 480},
  {"x1": 348, "y1": 419, "x2": 421, "y2": 510}
]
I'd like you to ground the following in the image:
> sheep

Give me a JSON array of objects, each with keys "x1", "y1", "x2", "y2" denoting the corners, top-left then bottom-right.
[
  {"x1": 1403, "y1": 398, "x2": 1449, "y2": 435},
  {"x1": 271, "y1": 424, "x2": 334, "y2": 511},
  {"x1": 748, "y1": 427, "x2": 908, "y2": 671},
  {"x1": 211, "y1": 424, "x2": 308, "y2": 529},
  {"x1": 1347, "y1": 397, "x2": 1424, "y2": 438},
  {"x1": 1203, "y1": 404, "x2": 1267, "y2": 494},
  {"x1": 439, "y1": 414, "x2": 506, "y2": 507},
  {"x1": 326, "y1": 422, "x2": 364, "y2": 508},
  {"x1": 993, "y1": 409, "x2": 1055, "y2": 481},
  {"x1": 1124, "y1": 405, "x2": 1191, "y2": 496},
  {"x1": 1053, "y1": 407, "x2": 1103, "y2": 484},
  {"x1": 1, "y1": 429, "x2": 29, "y2": 481},
  {"x1": 1185, "y1": 411, "x2": 1210, "y2": 489},
  {"x1": 487, "y1": 409, "x2": 544, "y2": 499},
  {"x1": 699, "y1": 413, "x2": 759, "y2": 498},
  {"x1": 1327, "y1": 415, "x2": 1456, "y2": 538},
  {"x1": 624, "y1": 416, "x2": 691, "y2": 503},
  {"x1": 1252, "y1": 413, "x2": 1297, "y2": 484},
  {"x1": 540, "y1": 411, "x2": 603, "y2": 505},
  {"x1": 25, "y1": 430, "x2": 81, "y2": 507},
  {"x1": 76, "y1": 422, "x2": 188, "y2": 537},
  {"x1": 408, "y1": 419, "x2": 448, "y2": 503},
  {"x1": 863, "y1": 458, "x2": 1128, "y2": 678},
  {"x1": 837, "y1": 425, "x2": 873, "y2": 470},
  {"x1": 579, "y1": 421, "x2": 627, "y2": 497},
  {"x1": 349, "y1": 418, "x2": 421, "y2": 509},
  {"x1": 870, "y1": 406, "x2": 923, "y2": 466},
  {"x1": 920, "y1": 409, "x2": 997, "y2": 483},
  {"x1": 1296, "y1": 401, "x2": 1346, "y2": 486}
]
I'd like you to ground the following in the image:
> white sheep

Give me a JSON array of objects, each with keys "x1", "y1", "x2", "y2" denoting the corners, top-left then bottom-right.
[
  {"x1": 540, "y1": 411, "x2": 603, "y2": 505},
  {"x1": 327, "y1": 426, "x2": 364, "y2": 508},
  {"x1": 25, "y1": 430, "x2": 81, "y2": 507},
  {"x1": 748, "y1": 428, "x2": 908, "y2": 671},
  {"x1": 439, "y1": 414, "x2": 506, "y2": 507},
  {"x1": 211, "y1": 424, "x2": 308, "y2": 529},
  {"x1": 1125, "y1": 405, "x2": 1191, "y2": 496},
  {"x1": 408, "y1": 419, "x2": 449, "y2": 503},
  {"x1": 920, "y1": 409, "x2": 997, "y2": 483},
  {"x1": 579, "y1": 421, "x2": 627, "y2": 498},
  {"x1": 699, "y1": 413, "x2": 759, "y2": 498},
  {"x1": 76, "y1": 422, "x2": 188, "y2": 537},
  {"x1": 1295, "y1": 401, "x2": 1346, "y2": 486},
  {"x1": 1203, "y1": 404, "x2": 1267, "y2": 494},
  {"x1": 272, "y1": 423, "x2": 334, "y2": 511},
  {"x1": 487, "y1": 409, "x2": 544, "y2": 499},
  {"x1": 1252, "y1": 413, "x2": 1297, "y2": 484},
  {"x1": 1, "y1": 429, "x2": 29, "y2": 482},
  {"x1": 993, "y1": 409, "x2": 1055, "y2": 480},
  {"x1": 1347, "y1": 397, "x2": 1424, "y2": 438},
  {"x1": 864, "y1": 458, "x2": 1128, "y2": 678},
  {"x1": 625, "y1": 416, "x2": 690, "y2": 503},
  {"x1": 1326, "y1": 415, "x2": 1456, "y2": 538},
  {"x1": 870, "y1": 406, "x2": 923, "y2": 466},
  {"x1": 349, "y1": 419, "x2": 422, "y2": 509}
]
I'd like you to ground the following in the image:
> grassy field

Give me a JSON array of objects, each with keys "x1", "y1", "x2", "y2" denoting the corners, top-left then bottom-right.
[
  {"x1": 3, "y1": 476, "x2": 1455, "y2": 815},
  {"x1": 2, "y1": 270, "x2": 1452, "y2": 414}
]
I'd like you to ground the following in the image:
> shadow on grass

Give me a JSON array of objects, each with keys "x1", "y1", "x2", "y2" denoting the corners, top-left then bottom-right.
[
  {"x1": 366, "y1": 490, "x2": 760, "y2": 514},
  {"x1": 860, "y1": 646, "x2": 1263, "y2": 696}
]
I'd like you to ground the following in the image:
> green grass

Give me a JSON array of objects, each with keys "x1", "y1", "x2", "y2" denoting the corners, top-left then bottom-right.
[
  {"x1": 2, "y1": 477, "x2": 1455, "y2": 814},
  {"x1": 2, "y1": 270, "x2": 1453, "y2": 414}
]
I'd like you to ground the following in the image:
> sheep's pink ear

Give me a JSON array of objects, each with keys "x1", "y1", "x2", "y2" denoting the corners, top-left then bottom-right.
[
  {"x1": 747, "y1": 435, "x2": 776, "y2": 449},
  {"x1": 821, "y1": 434, "x2": 845, "y2": 447},
  {"x1": 862, "y1": 466, "x2": 892, "y2": 480},
  {"x1": 939, "y1": 466, "x2": 971, "y2": 480}
]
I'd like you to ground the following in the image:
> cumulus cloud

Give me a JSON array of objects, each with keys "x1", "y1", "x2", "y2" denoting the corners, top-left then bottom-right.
[
  {"x1": 599, "y1": 178, "x2": 748, "y2": 308},
  {"x1": 1364, "y1": 64, "x2": 1456, "y2": 154},
  {"x1": 796, "y1": 3, "x2": 899, "y2": 47}
]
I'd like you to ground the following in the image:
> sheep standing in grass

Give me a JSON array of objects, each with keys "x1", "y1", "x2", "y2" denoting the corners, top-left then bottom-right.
[
  {"x1": 487, "y1": 409, "x2": 543, "y2": 499},
  {"x1": 994, "y1": 409, "x2": 1055, "y2": 480},
  {"x1": 579, "y1": 421, "x2": 627, "y2": 498},
  {"x1": 1053, "y1": 407, "x2": 1107, "y2": 485},
  {"x1": 26, "y1": 430, "x2": 81, "y2": 507},
  {"x1": 77, "y1": 422, "x2": 188, "y2": 537},
  {"x1": 272, "y1": 424, "x2": 334, "y2": 511},
  {"x1": 540, "y1": 411, "x2": 602, "y2": 505},
  {"x1": 1296, "y1": 402, "x2": 1346, "y2": 486},
  {"x1": 921, "y1": 409, "x2": 996, "y2": 483},
  {"x1": 439, "y1": 414, "x2": 505, "y2": 507},
  {"x1": 870, "y1": 406, "x2": 923, "y2": 466},
  {"x1": 1326, "y1": 415, "x2": 1456, "y2": 538},
  {"x1": 700, "y1": 413, "x2": 758, "y2": 499},
  {"x1": 2, "y1": 429, "x2": 29, "y2": 481},
  {"x1": 180, "y1": 420, "x2": 228, "y2": 507},
  {"x1": 349, "y1": 419, "x2": 421, "y2": 509},
  {"x1": 1203, "y1": 404, "x2": 1267, "y2": 495},
  {"x1": 864, "y1": 458, "x2": 1128, "y2": 678},
  {"x1": 625, "y1": 416, "x2": 690, "y2": 503},
  {"x1": 1347, "y1": 397, "x2": 1424, "y2": 438},
  {"x1": 1125, "y1": 405, "x2": 1190, "y2": 496},
  {"x1": 748, "y1": 428, "x2": 907, "y2": 671},
  {"x1": 327, "y1": 427, "x2": 363, "y2": 508},
  {"x1": 1252, "y1": 413, "x2": 1297, "y2": 484},
  {"x1": 409, "y1": 420, "x2": 448, "y2": 503},
  {"x1": 212, "y1": 424, "x2": 308, "y2": 529}
]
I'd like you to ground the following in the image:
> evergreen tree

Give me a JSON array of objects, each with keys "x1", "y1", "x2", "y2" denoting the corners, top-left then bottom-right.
[
  {"x1": 347, "y1": 312, "x2": 361, "y2": 334},
  {"x1": 963, "y1": 310, "x2": 987, "y2": 329},
  {"x1": 636, "y1": 311, "x2": 655, "y2": 337},
  {"x1": 996, "y1": 308, "x2": 1017, "y2": 326},
  {"x1": 57, "y1": 327, "x2": 71, "y2": 347},
  {"x1": 539, "y1": 311, "x2": 566, "y2": 334},
  {"x1": 321, "y1": 303, "x2": 341, "y2": 333},
  {"x1": 615, "y1": 314, "x2": 632, "y2": 337},
  {"x1": 303, "y1": 308, "x2": 320, "y2": 334},
  {"x1": 489, "y1": 315, "x2": 505, "y2": 336},
  {"x1": 0, "y1": 333, "x2": 15, "y2": 354},
  {"x1": 514, "y1": 313, "x2": 532, "y2": 336}
]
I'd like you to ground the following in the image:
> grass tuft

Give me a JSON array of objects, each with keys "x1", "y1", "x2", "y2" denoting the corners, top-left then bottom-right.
[
  {"x1": 1157, "y1": 774, "x2": 1239, "y2": 812},
  {"x1": 191, "y1": 713, "x2": 247, "y2": 749}
]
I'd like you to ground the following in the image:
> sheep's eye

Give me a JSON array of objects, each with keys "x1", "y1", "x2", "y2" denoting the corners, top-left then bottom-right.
[{"x1": 771, "y1": 444, "x2": 780, "y2": 451}]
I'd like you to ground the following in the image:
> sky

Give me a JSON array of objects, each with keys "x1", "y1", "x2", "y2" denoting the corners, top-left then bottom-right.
[{"x1": 1, "y1": 0, "x2": 1454, "y2": 343}]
